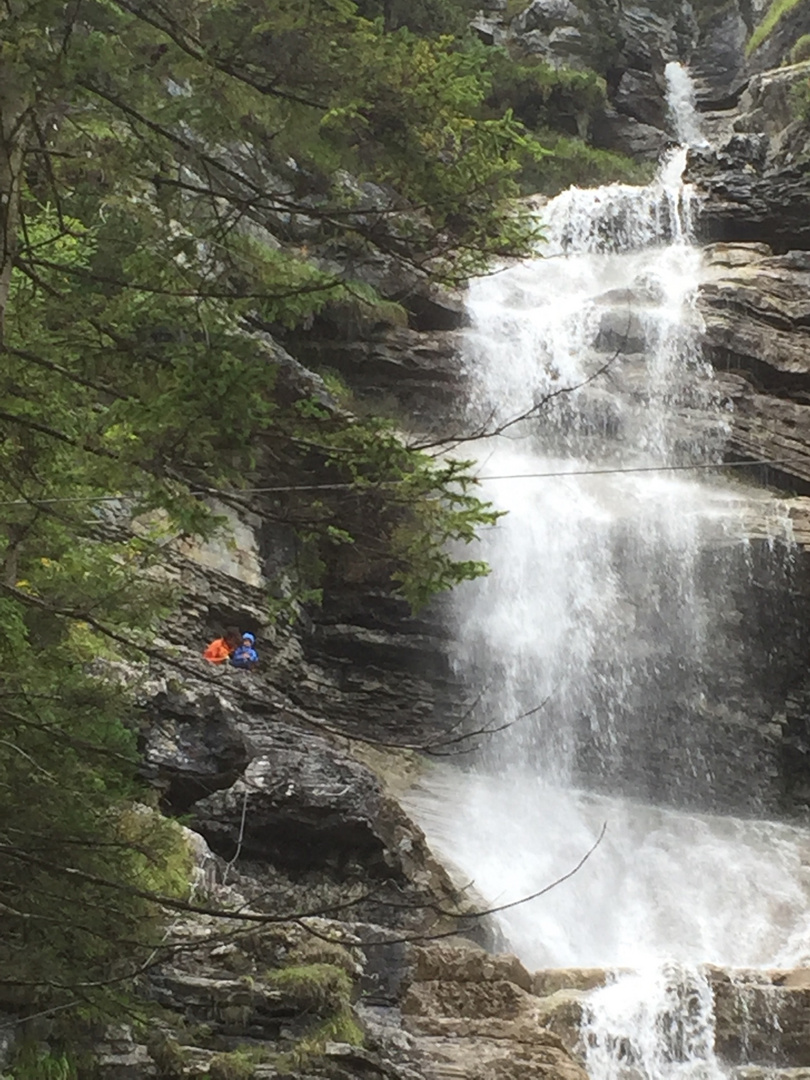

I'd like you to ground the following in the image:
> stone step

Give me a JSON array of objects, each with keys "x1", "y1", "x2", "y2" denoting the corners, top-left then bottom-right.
[{"x1": 732, "y1": 1069, "x2": 810, "y2": 1080}]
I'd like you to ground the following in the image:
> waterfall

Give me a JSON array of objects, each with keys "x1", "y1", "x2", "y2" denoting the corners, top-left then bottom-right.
[{"x1": 406, "y1": 64, "x2": 810, "y2": 1080}]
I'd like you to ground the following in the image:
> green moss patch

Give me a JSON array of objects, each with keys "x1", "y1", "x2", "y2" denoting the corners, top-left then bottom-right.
[
  {"x1": 265, "y1": 963, "x2": 353, "y2": 1015},
  {"x1": 748, "y1": 0, "x2": 806, "y2": 53}
]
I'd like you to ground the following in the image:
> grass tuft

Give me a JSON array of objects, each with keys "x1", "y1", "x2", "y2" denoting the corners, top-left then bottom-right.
[{"x1": 748, "y1": 0, "x2": 806, "y2": 53}]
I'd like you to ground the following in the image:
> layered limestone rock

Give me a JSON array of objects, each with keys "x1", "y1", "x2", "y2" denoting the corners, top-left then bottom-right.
[
  {"x1": 698, "y1": 243, "x2": 810, "y2": 494},
  {"x1": 92, "y1": 934, "x2": 597, "y2": 1080},
  {"x1": 400, "y1": 943, "x2": 590, "y2": 1080},
  {"x1": 68, "y1": 11, "x2": 810, "y2": 1077},
  {"x1": 709, "y1": 967, "x2": 810, "y2": 1066},
  {"x1": 689, "y1": 0, "x2": 810, "y2": 107},
  {"x1": 92, "y1": 951, "x2": 810, "y2": 1079},
  {"x1": 129, "y1": 500, "x2": 464, "y2": 748},
  {"x1": 689, "y1": 63, "x2": 810, "y2": 250}
]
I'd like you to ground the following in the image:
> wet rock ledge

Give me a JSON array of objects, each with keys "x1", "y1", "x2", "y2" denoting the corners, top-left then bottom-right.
[{"x1": 93, "y1": 944, "x2": 810, "y2": 1079}]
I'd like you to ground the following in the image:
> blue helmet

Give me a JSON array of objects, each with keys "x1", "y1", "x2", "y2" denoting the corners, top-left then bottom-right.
[{"x1": 242, "y1": 632, "x2": 255, "y2": 644}]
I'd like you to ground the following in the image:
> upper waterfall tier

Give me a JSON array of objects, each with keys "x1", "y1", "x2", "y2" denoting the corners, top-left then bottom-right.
[{"x1": 407, "y1": 67, "x2": 808, "y2": 981}]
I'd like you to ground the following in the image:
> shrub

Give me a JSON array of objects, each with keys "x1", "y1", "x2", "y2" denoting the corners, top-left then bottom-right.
[
  {"x1": 276, "y1": 1008, "x2": 364, "y2": 1071},
  {"x1": 484, "y1": 49, "x2": 607, "y2": 135},
  {"x1": 4, "y1": 1045, "x2": 78, "y2": 1080},
  {"x1": 264, "y1": 964, "x2": 353, "y2": 1015},
  {"x1": 266, "y1": 961, "x2": 363, "y2": 1072},
  {"x1": 790, "y1": 73, "x2": 810, "y2": 119},
  {"x1": 288, "y1": 939, "x2": 362, "y2": 977},
  {"x1": 521, "y1": 133, "x2": 654, "y2": 195},
  {"x1": 206, "y1": 1051, "x2": 256, "y2": 1080},
  {"x1": 146, "y1": 1034, "x2": 189, "y2": 1079},
  {"x1": 790, "y1": 33, "x2": 810, "y2": 62}
]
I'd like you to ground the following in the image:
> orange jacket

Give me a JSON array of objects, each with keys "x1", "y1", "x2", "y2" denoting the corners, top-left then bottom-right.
[{"x1": 203, "y1": 638, "x2": 233, "y2": 663}]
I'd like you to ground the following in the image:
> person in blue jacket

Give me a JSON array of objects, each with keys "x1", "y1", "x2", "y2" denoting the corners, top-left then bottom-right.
[{"x1": 230, "y1": 632, "x2": 259, "y2": 669}]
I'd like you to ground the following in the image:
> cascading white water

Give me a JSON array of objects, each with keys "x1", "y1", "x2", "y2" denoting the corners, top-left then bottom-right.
[{"x1": 405, "y1": 64, "x2": 810, "y2": 1080}]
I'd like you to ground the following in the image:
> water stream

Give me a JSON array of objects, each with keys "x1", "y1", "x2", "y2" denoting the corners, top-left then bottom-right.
[{"x1": 406, "y1": 64, "x2": 810, "y2": 1080}]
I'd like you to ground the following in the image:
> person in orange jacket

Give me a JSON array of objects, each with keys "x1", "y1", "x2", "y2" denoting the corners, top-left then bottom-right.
[{"x1": 203, "y1": 626, "x2": 241, "y2": 664}]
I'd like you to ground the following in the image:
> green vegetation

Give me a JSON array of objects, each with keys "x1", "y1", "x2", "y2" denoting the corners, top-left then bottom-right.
[
  {"x1": 479, "y1": 48, "x2": 648, "y2": 193},
  {"x1": 267, "y1": 962, "x2": 363, "y2": 1071},
  {"x1": 505, "y1": 0, "x2": 530, "y2": 20},
  {"x1": 1, "y1": 1048, "x2": 78, "y2": 1080},
  {"x1": 355, "y1": 0, "x2": 479, "y2": 34},
  {"x1": 484, "y1": 50, "x2": 607, "y2": 135},
  {"x1": 276, "y1": 1010, "x2": 364, "y2": 1071},
  {"x1": 790, "y1": 32, "x2": 810, "y2": 60},
  {"x1": 287, "y1": 937, "x2": 361, "y2": 976},
  {"x1": 205, "y1": 1050, "x2": 258, "y2": 1080},
  {"x1": 748, "y1": 0, "x2": 807, "y2": 52},
  {"x1": 0, "y1": 0, "x2": 647, "y2": 1057},
  {"x1": 790, "y1": 70, "x2": 810, "y2": 116},
  {"x1": 3, "y1": 0, "x2": 533, "y2": 1045},
  {"x1": 265, "y1": 963, "x2": 354, "y2": 1014},
  {"x1": 520, "y1": 133, "x2": 654, "y2": 195}
]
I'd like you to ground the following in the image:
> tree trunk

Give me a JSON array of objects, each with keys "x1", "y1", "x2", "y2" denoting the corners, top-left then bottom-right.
[{"x1": 0, "y1": 47, "x2": 32, "y2": 346}]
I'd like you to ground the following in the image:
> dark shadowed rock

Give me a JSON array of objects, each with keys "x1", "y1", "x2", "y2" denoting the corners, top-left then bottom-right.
[
  {"x1": 139, "y1": 688, "x2": 253, "y2": 812},
  {"x1": 691, "y1": 0, "x2": 810, "y2": 108},
  {"x1": 616, "y1": 3, "x2": 679, "y2": 70},
  {"x1": 690, "y1": 6, "x2": 750, "y2": 108},
  {"x1": 592, "y1": 109, "x2": 669, "y2": 160},
  {"x1": 190, "y1": 726, "x2": 391, "y2": 874},
  {"x1": 614, "y1": 69, "x2": 668, "y2": 129},
  {"x1": 288, "y1": 326, "x2": 464, "y2": 417}
]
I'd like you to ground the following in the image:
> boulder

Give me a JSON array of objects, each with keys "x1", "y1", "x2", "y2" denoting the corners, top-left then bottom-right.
[
  {"x1": 533, "y1": 989, "x2": 586, "y2": 1051},
  {"x1": 190, "y1": 726, "x2": 392, "y2": 874},
  {"x1": 532, "y1": 967, "x2": 611, "y2": 996},
  {"x1": 94, "y1": 1026, "x2": 156, "y2": 1079},
  {"x1": 139, "y1": 687, "x2": 253, "y2": 812},
  {"x1": 614, "y1": 69, "x2": 668, "y2": 130},
  {"x1": 592, "y1": 109, "x2": 669, "y2": 160},
  {"x1": 410, "y1": 1031, "x2": 588, "y2": 1080},
  {"x1": 595, "y1": 309, "x2": 649, "y2": 355},
  {"x1": 471, "y1": 14, "x2": 505, "y2": 45},
  {"x1": 548, "y1": 26, "x2": 590, "y2": 64}
]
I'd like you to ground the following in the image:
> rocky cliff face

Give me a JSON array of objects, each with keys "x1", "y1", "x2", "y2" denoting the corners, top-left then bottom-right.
[
  {"x1": 72, "y1": 522, "x2": 601, "y2": 1080},
  {"x1": 690, "y1": 62, "x2": 810, "y2": 250},
  {"x1": 682, "y1": 10, "x2": 810, "y2": 821}
]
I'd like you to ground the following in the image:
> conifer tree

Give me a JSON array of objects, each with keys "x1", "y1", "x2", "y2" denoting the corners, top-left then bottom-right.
[{"x1": 0, "y1": 0, "x2": 541, "y2": 1022}]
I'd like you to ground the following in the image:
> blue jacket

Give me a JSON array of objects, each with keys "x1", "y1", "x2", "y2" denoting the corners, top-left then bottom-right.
[{"x1": 230, "y1": 644, "x2": 258, "y2": 668}]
